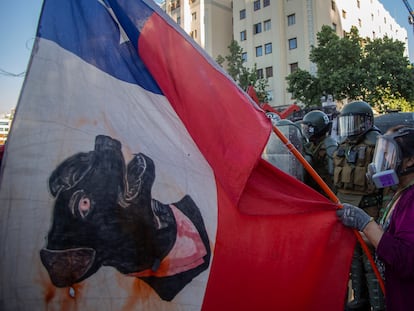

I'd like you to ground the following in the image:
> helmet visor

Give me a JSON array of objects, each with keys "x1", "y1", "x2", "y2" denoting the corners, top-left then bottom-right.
[
  {"x1": 338, "y1": 114, "x2": 372, "y2": 138},
  {"x1": 372, "y1": 136, "x2": 398, "y2": 172}
]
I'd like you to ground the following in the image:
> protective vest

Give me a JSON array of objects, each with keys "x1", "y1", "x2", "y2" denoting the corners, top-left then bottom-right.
[
  {"x1": 304, "y1": 136, "x2": 337, "y2": 193},
  {"x1": 333, "y1": 130, "x2": 380, "y2": 197}
]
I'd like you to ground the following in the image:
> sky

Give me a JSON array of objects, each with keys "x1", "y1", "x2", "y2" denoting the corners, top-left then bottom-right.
[{"x1": 0, "y1": 0, "x2": 413, "y2": 115}]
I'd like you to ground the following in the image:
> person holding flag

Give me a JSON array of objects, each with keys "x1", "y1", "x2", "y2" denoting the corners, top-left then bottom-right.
[{"x1": 337, "y1": 126, "x2": 414, "y2": 311}]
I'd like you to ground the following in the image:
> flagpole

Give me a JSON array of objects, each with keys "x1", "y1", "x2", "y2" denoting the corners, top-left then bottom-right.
[{"x1": 271, "y1": 124, "x2": 386, "y2": 296}]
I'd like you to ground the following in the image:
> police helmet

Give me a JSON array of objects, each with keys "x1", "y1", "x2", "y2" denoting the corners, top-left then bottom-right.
[
  {"x1": 301, "y1": 110, "x2": 330, "y2": 140},
  {"x1": 338, "y1": 101, "x2": 374, "y2": 139}
]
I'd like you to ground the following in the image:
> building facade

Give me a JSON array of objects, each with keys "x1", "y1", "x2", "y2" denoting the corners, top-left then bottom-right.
[
  {"x1": 233, "y1": 0, "x2": 408, "y2": 107},
  {"x1": 164, "y1": 0, "x2": 233, "y2": 60},
  {"x1": 163, "y1": 0, "x2": 408, "y2": 108}
]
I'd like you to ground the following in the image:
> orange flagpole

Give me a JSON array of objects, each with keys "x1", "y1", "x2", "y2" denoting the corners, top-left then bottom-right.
[{"x1": 271, "y1": 124, "x2": 386, "y2": 296}]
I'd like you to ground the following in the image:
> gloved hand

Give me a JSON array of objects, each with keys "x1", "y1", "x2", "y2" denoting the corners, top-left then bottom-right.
[{"x1": 336, "y1": 203, "x2": 373, "y2": 231}]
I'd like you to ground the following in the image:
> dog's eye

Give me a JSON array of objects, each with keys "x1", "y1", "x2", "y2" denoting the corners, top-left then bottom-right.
[
  {"x1": 69, "y1": 190, "x2": 92, "y2": 219},
  {"x1": 78, "y1": 196, "x2": 91, "y2": 218}
]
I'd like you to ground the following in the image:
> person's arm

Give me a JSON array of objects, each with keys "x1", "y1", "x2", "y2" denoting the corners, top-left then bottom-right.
[{"x1": 362, "y1": 221, "x2": 384, "y2": 248}]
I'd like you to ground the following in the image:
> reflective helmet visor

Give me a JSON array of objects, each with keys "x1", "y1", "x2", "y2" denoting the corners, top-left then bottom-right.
[{"x1": 338, "y1": 114, "x2": 373, "y2": 138}]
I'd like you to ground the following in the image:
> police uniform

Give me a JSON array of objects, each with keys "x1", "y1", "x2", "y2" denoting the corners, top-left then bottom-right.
[
  {"x1": 334, "y1": 129, "x2": 382, "y2": 218},
  {"x1": 304, "y1": 135, "x2": 337, "y2": 194},
  {"x1": 301, "y1": 109, "x2": 337, "y2": 194}
]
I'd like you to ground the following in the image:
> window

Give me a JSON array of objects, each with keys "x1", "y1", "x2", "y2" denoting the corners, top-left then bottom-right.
[
  {"x1": 371, "y1": 13, "x2": 374, "y2": 21},
  {"x1": 288, "y1": 38, "x2": 297, "y2": 50},
  {"x1": 256, "y1": 46, "x2": 263, "y2": 57},
  {"x1": 357, "y1": 0, "x2": 360, "y2": 8},
  {"x1": 342, "y1": 10, "x2": 346, "y2": 19},
  {"x1": 289, "y1": 62, "x2": 298, "y2": 73},
  {"x1": 242, "y1": 52, "x2": 247, "y2": 63},
  {"x1": 287, "y1": 14, "x2": 296, "y2": 26},
  {"x1": 254, "y1": 0, "x2": 260, "y2": 11},
  {"x1": 358, "y1": 18, "x2": 362, "y2": 27},
  {"x1": 263, "y1": 0, "x2": 270, "y2": 7},
  {"x1": 257, "y1": 68, "x2": 264, "y2": 79},
  {"x1": 264, "y1": 19, "x2": 271, "y2": 31},
  {"x1": 265, "y1": 66, "x2": 273, "y2": 78},
  {"x1": 265, "y1": 42, "x2": 272, "y2": 54},
  {"x1": 384, "y1": 17, "x2": 387, "y2": 24},
  {"x1": 332, "y1": 23, "x2": 337, "y2": 31},
  {"x1": 240, "y1": 9, "x2": 246, "y2": 20},
  {"x1": 192, "y1": 12, "x2": 197, "y2": 21},
  {"x1": 372, "y1": 31, "x2": 376, "y2": 39},
  {"x1": 190, "y1": 29, "x2": 197, "y2": 39},
  {"x1": 170, "y1": 0, "x2": 181, "y2": 10},
  {"x1": 254, "y1": 23, "x2": 262, "y2": 34},
  {"x1": 240, "y1": 30, "x2": 247, "y2": 41},
  {"x1": 177, "y1": 16, "x2": 181, "y2": 25},
  {"x1": 331, "y1": 1, "x2": 335, "y2": 11}
]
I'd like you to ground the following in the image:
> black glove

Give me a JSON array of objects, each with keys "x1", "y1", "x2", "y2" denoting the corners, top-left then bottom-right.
[{"x1": 336, "y1": 203, "x2": 373, "y2": 231}]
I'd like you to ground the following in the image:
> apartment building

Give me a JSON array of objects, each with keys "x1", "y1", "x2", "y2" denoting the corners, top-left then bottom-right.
[
  {"x1": 233, "y1": 0, "x2": 408, "y2": 107},
  {"x1": 162, "y1": 0, "x2": 408, "y2": 108},
  {"x1": 164, "y1": 0, "x2": 233, "y2": 60}
]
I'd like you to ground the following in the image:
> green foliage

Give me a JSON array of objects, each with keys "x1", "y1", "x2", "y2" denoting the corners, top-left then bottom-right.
[
  {"x1": 216, "y1": 40, "x2": 269, "y2": 102},
  {"x1": 286, "y1": 25, "x2": 414, "y2": 112},
  {"x1": 286, "y1": 69, "x2": 321, "y2": 106}
]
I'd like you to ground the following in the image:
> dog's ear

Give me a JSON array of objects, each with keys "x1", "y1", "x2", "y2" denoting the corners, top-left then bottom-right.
[
  {"x1": 118, "y1": 153, "x2": 155, "y2": 207},
  {"x1": 49, "y1": 152, "x2": 95, "y2": 197}
]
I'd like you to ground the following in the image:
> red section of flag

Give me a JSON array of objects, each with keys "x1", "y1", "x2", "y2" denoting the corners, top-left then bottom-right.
[
  {"x1": 204, "y1": 159, "x2": 355, "y2": 310},
  {"x1": 139, "y1": 11, "x2": 355, "y2": 311},
  {"x1": 138, "y1": 14, "x2": 271, "y2": 206}
]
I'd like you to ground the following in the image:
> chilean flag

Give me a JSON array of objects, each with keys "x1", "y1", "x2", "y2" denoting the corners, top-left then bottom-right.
[{"x1": 0, "y1": 0, "x2": 355, "y2": 310}]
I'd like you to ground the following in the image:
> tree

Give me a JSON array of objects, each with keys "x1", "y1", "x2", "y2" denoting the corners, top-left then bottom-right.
[
  {"x1": 285, "y1": 69, "x2": 321, "y2": 106},
  {"x1": 217, "y1": 40, "x2": 269, "y2": 103},
  {"x1": 362, "y1": 36, "x2": 414, "y2": 107},
  {"x1": 311, "y1": 26, "x2": 365, "y2": 101},
  {"x1": 286, "y1": 25, "x2": 414, "y2": 112}
]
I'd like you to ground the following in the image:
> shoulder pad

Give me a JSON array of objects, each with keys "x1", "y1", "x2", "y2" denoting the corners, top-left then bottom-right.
[
  {"x1": 323, "y1": 136, "x2": 338, "y2": 147},
  {"x1": 363, "y1": 129, "x2": 381, "y2": 145}
]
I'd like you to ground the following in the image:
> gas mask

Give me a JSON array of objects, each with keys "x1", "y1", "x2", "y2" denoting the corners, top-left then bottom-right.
[{"x1": 366, "y1": 132, "x2": 403, "y2": 188}]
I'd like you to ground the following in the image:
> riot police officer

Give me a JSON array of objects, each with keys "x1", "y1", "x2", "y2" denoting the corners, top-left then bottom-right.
[
  {"x1": 301, "y1": 110, "x2": 338, "y2": 195},
  {"x1": 334, "y1": 101, "x2": 384, "y2": 311},
  {"x1": 262, "y1": 118, "x2": 305, "y2": 182}
]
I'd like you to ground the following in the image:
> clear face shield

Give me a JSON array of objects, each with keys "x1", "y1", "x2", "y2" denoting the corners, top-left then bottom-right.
[
  {"x1": 366, "y1": 135, "x2": 401, "y2": 188},
  {"x1": 338, "y1": 114, "x2": 372, "y2": 140}
]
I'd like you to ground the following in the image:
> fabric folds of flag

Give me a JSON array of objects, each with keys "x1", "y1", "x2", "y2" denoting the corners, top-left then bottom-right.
[{"x1": 0, "y1": 0, "x2": 355, "y2": 310}]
